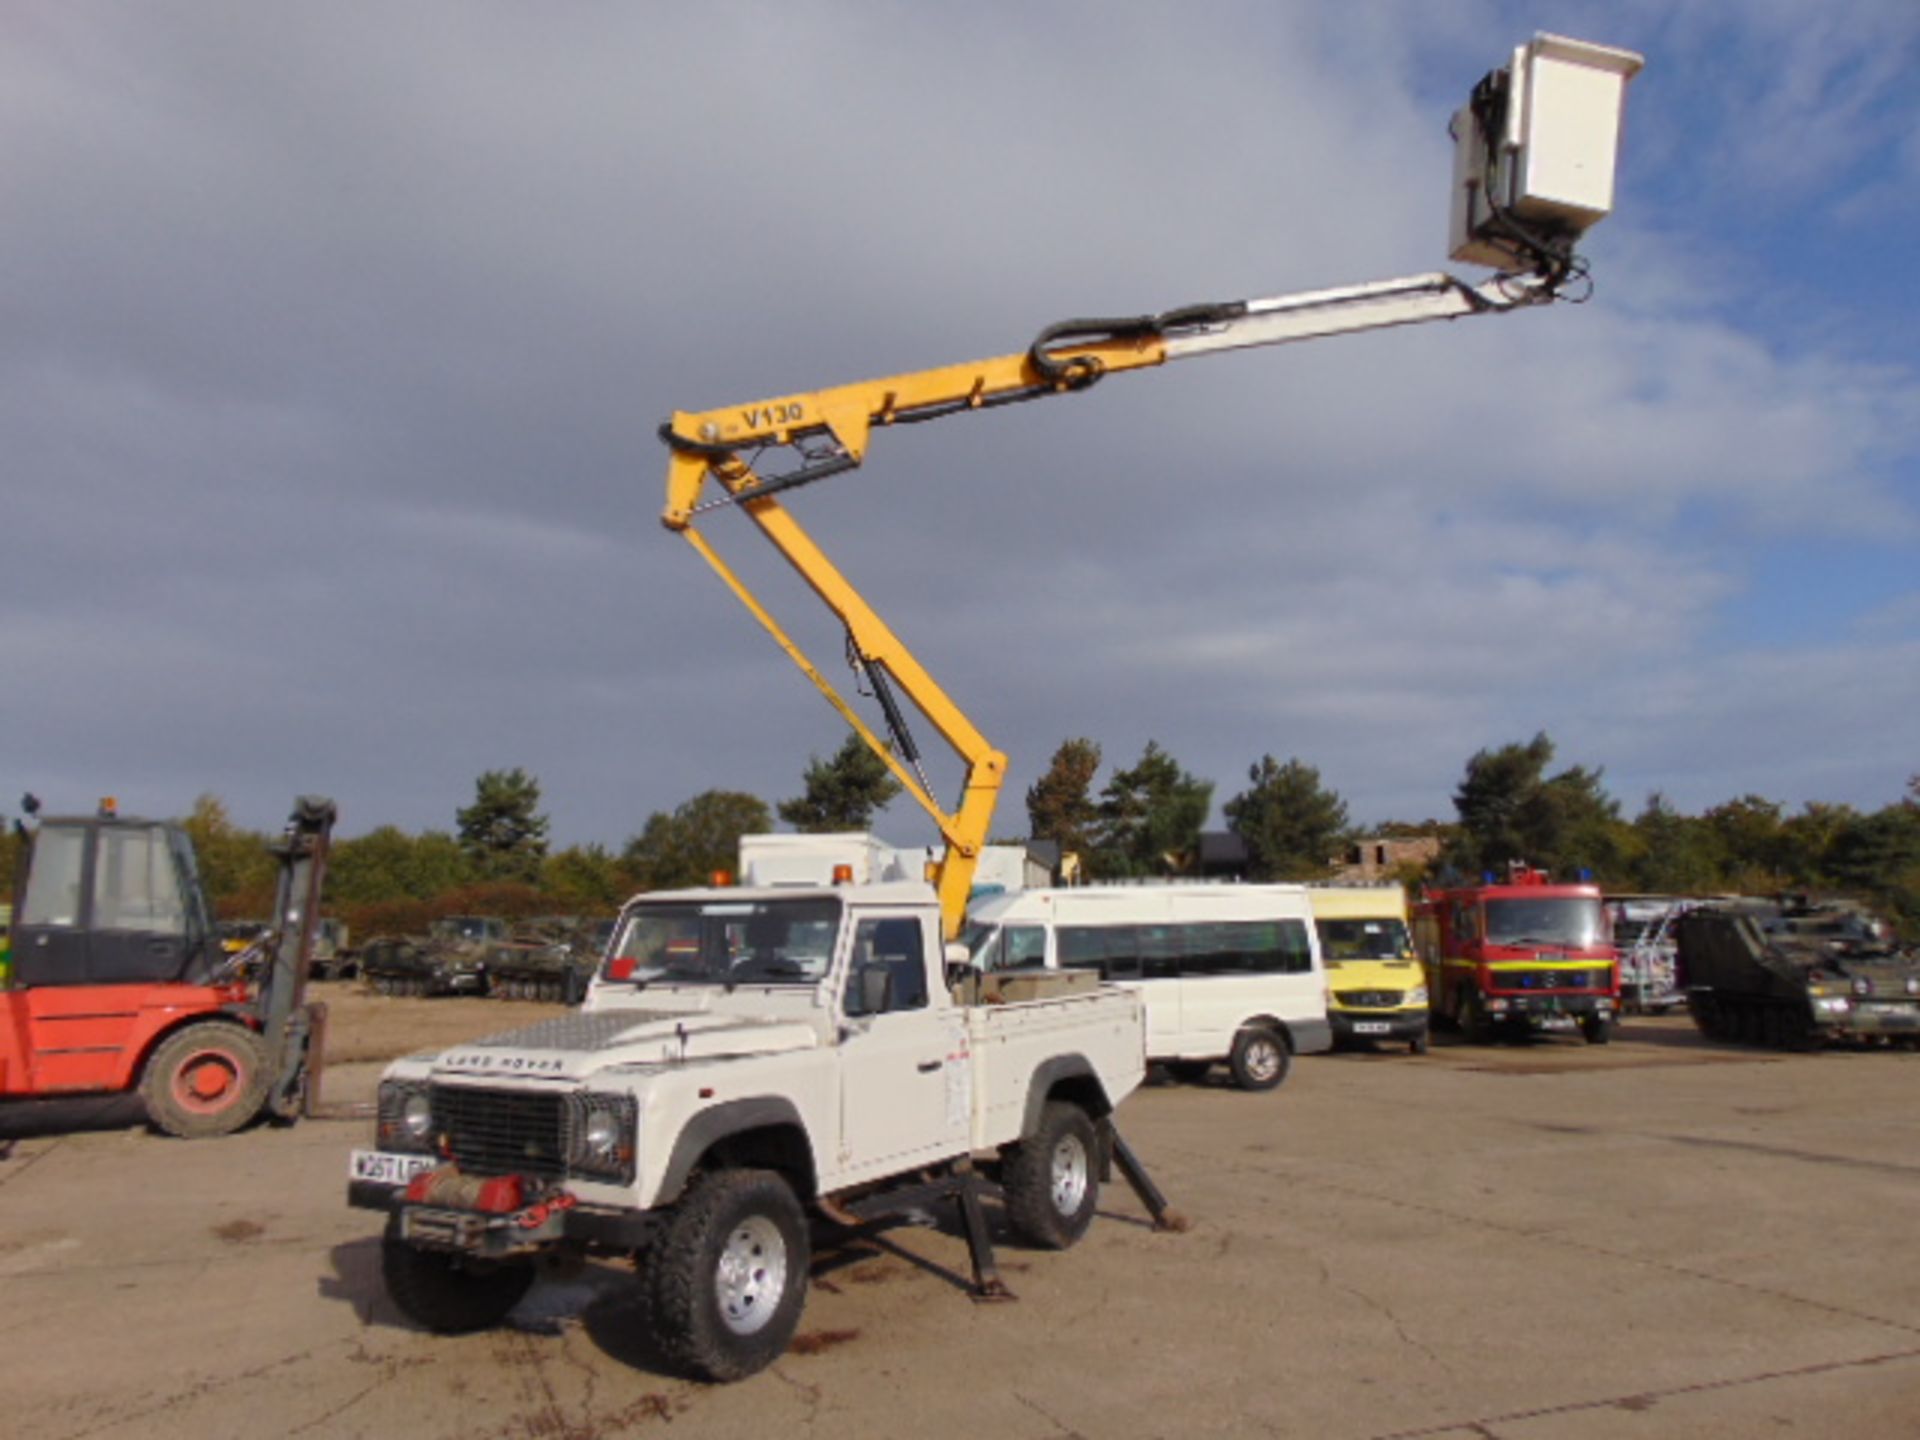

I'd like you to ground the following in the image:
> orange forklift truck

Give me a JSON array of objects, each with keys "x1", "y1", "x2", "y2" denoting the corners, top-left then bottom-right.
[{"x1": 2, "y1": 794, "x2": 334, "y2": 1136}]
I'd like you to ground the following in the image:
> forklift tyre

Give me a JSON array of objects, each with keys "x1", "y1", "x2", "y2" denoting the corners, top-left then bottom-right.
[
  {"x1": 140, "y1": 1021, "x2": 271, "y2": 1139},
  {"x1": 381, "y1": 1218, "x2": 536, "y2": 1334}
]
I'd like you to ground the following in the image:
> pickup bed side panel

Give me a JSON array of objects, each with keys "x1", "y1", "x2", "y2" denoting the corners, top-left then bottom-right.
[{"x1": 964, "y1": 989, "x2": 1145, "y2": 1150}]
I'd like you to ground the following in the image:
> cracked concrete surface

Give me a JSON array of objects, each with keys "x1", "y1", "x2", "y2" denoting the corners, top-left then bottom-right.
[{"x1": 4, "y1": 1009, "x2": 1919, "y2": 1439}]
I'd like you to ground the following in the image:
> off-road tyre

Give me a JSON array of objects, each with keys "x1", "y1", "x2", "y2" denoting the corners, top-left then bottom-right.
[
  {"x1": 140, "y1": 1022, "x2": 270, "y2": 1138},
  {"x1": 1002, "y1": 1100, "x2": 1100, "y2": 1250},
  {"x1": 1227, "y1": 1027, "x2": 1291, "y2": 1092},
  {"x1": 642, "y1": 1169, "x2": 810, "y2": 1383},
  {"x1": 1164, "y1": 1060, "x2": 1213, "y2": 1084},
  {"x1": 1581, "y1": 1013, "x2": 1611, "y2": 1045},
  {"x1": 381, "y1": 1218, "x2": 535, "y2": 1334}
]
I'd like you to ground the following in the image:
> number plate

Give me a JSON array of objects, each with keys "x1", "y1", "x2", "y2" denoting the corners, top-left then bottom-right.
[
  {"x1": 349, "y1": 1149, "x2": 438, "y2": 1185},
  {"x1": 1352, "y1": 1021, "x2": 1391, "y2": 1035}
]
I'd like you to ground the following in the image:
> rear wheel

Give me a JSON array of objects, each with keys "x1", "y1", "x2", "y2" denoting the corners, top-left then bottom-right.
[
  {"x1": 1002, "y1": 1101, "x2": 1100, "y2": 1249},
  {"x1": 1227, "y1": 1027, "x2": 1291, "y2": 1092},
  {"x1": 140, "y1": 1022, "x2": 270, "y2": 1138},
  {"x1": 382, "y1": 1218, "x2": 535, "y2": 1333}
]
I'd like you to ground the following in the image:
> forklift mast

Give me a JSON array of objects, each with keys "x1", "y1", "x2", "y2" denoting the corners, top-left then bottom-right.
[{"x1": 255, "y1": 796, "x2": 336, "y2": 1119}]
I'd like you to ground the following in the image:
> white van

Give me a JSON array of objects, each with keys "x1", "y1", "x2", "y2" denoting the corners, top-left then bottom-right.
[{"x1": 962, "y1": 886, "x2": 1330, "y2": 1091}]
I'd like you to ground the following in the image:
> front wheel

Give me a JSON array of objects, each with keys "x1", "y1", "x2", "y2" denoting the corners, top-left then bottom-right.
[
  {"x1": 1409, "y1": 1030, "x2": 1430, "y2": 1056},
  {"x1": 1002, "y1": 1100, "x2": 1100, "y2": 1249},
  {"x1": 644, "y1": 1169, "x2": 811, "y2": 1383},
  {"x1": 140, "y1": 1022, "x2": 270, "y2": 1138},
  {"x1": 1227, "y1": 1027, "x2": 1291, "y2": 1092},
  {"x1": 382, "y1": 1219, "x2": 535, "y2": 1333},
  {"x1": 1581, "y1": 1013, "x2": 1612, "y2": 1045}
]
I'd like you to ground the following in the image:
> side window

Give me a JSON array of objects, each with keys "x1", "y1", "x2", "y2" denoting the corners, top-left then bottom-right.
[
  {"x1": 1182, "y1": 923, "x2": 1234, "y2": 976},
  {"x1": 1003, "y1": 926, "x2": 1047, "y2": 970},
  {"x1": 1139, "y1": 924, "x2": 1179, "y2": 980},
  {"x1": 1059, "y1": 925, "x2": 1140, "y2": 979},
  {"x1": 93, "y1": 827, "x2": 187, "y2": 934},
  {"x1": 845, "y1": 916, "x2": 928, "y2": 1016},
  {"x1": 21, "y1": 826, "x2": 88, "y2": 927}
]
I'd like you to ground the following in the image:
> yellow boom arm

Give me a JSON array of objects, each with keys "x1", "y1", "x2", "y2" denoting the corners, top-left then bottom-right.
[{"x1": 662, "y1": 271, "x2": 1555, "y2": 938}]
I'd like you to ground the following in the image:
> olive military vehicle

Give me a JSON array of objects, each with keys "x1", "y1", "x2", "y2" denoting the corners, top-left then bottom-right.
[
  {"x1": 361, "y1": 916, "x2": 504, "y2": 997},
  {"x1": 1674, "y1": 897, "x2": 1920, "y2": 1049},
  {"x1": 483, "y1": 917, "x2": 607, "y2": 1003}
]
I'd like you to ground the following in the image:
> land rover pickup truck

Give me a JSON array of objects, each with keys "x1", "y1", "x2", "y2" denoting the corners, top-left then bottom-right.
[{"x1": 348, "y1": 879, "x2": 1148, "y2": 1381}]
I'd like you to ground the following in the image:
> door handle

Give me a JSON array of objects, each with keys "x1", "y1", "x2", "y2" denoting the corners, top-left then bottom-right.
[{"x1": 917, "y1": 1059, "x2": 943, "y2": 1073}]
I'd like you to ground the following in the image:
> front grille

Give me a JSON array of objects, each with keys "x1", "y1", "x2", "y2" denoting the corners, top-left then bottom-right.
[
  {"x1": 1336, "y1": 989, "x2": 1404, "y2": 1008},
  {"x1": 1494, "y1": 970, "x2": 1601, "y2": 992},
  {"x1": 432, "y1": 1085, "x2": 567, "y2": 1179}
]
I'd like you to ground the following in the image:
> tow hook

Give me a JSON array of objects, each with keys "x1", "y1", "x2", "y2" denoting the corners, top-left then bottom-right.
[{"x1": 515, "y1": 1190, "x2": 579, "y2": 1230}]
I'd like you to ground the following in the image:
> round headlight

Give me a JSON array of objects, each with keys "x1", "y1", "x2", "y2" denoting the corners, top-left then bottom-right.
[
  {"x1": 1852, "y1": 976, "x2": 1872, "y2": 997},
  {"x1": 1906, "y1": 976, "x2": 1919, "y2": 997},
  {"x1": 401, "y1": 1091, "x2": 433, "y2": 1140},
  {"x1": 583, "y1": 1108, "x2": 622, "y2": 1155}
]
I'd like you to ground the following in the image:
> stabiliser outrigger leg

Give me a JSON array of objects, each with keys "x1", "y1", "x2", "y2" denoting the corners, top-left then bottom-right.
[{"x1": 824, "y1": 1123, "x2": 1184, "y2": 1303}]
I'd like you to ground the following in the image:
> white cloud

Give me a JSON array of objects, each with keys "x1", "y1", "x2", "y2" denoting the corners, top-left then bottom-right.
[{"x1": 3, "y1": 4, "x2": 1917, "y2": 847}]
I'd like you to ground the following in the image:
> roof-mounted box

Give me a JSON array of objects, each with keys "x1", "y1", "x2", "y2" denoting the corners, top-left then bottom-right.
[{"x1": 1448, "y1": 33, "x2": 1644, "y2": 271}]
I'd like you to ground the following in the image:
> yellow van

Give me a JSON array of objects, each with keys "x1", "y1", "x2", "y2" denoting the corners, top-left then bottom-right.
[{"x1": 1308, "y1": 887, "x2": 1429, "y2": 1055}]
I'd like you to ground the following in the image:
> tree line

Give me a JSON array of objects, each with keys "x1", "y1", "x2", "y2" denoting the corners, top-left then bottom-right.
[{"x1": 14, "y1": 730, "x2": 1913, "y2": 940}]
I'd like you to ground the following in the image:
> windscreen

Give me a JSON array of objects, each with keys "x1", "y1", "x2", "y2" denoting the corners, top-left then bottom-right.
[
  {"x1": 1316, "y1": 917, "x2": 1412, "y2": 962},
  {"x1": 1484, "y1": 897, "x2": 1604, "y2": 949},
  {"x1": 605, "y1": 897, "x2": 841, "y2": 986}
]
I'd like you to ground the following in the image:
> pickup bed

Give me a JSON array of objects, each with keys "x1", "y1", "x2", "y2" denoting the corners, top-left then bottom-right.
[{"x1": 349, "y1": 880, "x2": 1149, "y2": 1380}]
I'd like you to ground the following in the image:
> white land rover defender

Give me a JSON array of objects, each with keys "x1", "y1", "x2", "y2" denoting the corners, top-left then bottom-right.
[{"x1": 348, "y1": 879, "x2": 1156, "y2": 1381}]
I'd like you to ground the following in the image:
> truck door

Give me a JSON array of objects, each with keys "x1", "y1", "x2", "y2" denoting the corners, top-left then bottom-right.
[{"x1": 836, "y1": 911, "x2": 969, "y2": 1176}]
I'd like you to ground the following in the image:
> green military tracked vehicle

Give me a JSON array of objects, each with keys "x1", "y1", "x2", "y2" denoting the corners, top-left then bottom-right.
[{"x1": 1675, "y1": 897, "x2": 1920, "y2": 1050}]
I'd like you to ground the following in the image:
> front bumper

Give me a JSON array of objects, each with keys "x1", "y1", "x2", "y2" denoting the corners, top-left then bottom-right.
[
  {"x1": 1329, "y1": 1010, "x2": 1429, "y2": 1043},
  {"x1": 1830, "y1": 1002, "x2": 1920, "y2": 1038},
  {"x1": 349, "y1": 1179, "x2": 653, "y2": 1255},
  {"x1": 1486, "y1": 993, "x2": 1613, "y2": 1024}
]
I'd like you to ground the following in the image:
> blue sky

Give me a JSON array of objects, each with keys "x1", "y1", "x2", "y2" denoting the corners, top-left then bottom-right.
[{"x1": 2, "y1": 2, "x2": 1915, "y2": 846}]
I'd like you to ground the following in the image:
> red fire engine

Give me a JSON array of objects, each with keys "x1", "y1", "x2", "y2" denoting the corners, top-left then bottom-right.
[{"x1": 1415, "y1": 864, "x2": 1617, "y2": 1043}]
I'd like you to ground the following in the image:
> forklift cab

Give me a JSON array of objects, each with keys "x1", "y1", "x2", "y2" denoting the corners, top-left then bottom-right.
[{"x1": 11, "y1": 807, "x2": 220, "y2": 989}]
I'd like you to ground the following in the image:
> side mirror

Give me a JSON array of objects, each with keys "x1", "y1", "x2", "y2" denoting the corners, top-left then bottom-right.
[{"x1": 848, "y1": 963, "x2": 893, "y2": 1018}]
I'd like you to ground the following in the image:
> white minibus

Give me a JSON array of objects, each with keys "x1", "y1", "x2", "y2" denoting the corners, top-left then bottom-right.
[{"x1": 963, "y1": 885, "x2": 1329, "y2": 1090}]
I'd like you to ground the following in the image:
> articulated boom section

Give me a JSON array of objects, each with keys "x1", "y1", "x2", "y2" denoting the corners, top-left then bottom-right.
[{"x1": 657, "y1": 274, "x2": 1567, "y2": 938}]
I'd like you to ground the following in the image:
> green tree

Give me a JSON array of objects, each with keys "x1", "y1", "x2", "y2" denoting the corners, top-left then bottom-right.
[
  {"x1": 1225, "y1": 755, "x2": 1350, "y2": 881},
  {"x1": 1702, "y1": 795, "x2": 1788, "y2": 891},
  {"x1": 1627, "y1": 793, "x2": 1719, "y2": 893},
  {"x1": 328, "y1": 825, "x2": 474, "y2": 906},
  {"x1": 456, "y1": 768, "x2": 550, "y2": 883},
  {"x1": 778, "y1": 735, "x2": 902, "y2": 833},
  {"x1": 540, "y1": 843, "x2": 629, "y2": 911},
  {"x1": 625, "y1": 790, "x2": 774, "y2": 890},
  {"x1": 1447, "y1": 733, "x2": 1623, "y2": 880},
  {"x1": 1090, "y1": 741, "x2": 1212, "y2": 878},
  {"x1": 1026, "y1": 738, "x2": 1102, "y2": 861},
  {"x1": 1826, "y1": 803, "x2": 1920, "y2": 939},
  {"x1": 178, "y1": 794, "x2": 276, "y2": 914}
]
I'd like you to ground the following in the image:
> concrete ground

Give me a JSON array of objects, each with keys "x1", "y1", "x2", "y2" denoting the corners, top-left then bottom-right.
[{"x1": 5, "y1": 1002, "x2": 1919, "y2": 1439}]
